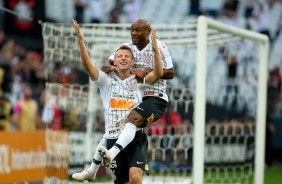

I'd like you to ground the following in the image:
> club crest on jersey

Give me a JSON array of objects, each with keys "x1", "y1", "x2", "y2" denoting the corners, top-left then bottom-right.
[
  {"x1": 147, "y1": 114, "x2": 155, "y2": 124},
  {"x1": 126, "y1": 81, "x2": 137, "y2": 92},
  {"x1": 143, "y1": 52, "x2": 153, "y2": 65}
]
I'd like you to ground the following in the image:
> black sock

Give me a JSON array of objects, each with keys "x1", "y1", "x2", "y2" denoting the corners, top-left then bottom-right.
[
  {"x1": 93, "y1": 158, "x2": 101, "y2": 165},
  {"x1": 114, "y1": 143, "x2": 123, "y2": 151}
]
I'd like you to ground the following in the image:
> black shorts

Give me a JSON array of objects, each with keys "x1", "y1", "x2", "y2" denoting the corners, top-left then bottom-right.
[
  {"x1": 107, "y1": 131, "x2": 148, "y2": 184},
  {"x1": 134, "y1": 96, "x2": 168, "y2": 127}
]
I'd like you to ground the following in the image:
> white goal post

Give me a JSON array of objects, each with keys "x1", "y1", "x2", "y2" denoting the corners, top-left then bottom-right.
[{"x1": 194, "y1": 16, "x2": 269, "y2": 184}]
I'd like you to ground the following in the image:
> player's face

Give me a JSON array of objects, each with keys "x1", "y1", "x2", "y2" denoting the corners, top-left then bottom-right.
[
  {"x1": 114, "y1": 49, "x2": 134, "y2": 71},
  {"x1": 131, "y1": 23, "x2": 150, "y2": 47}
]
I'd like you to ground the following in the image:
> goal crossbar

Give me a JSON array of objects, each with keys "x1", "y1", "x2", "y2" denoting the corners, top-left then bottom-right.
[{"x1": 193, "y1": 16, "x2": 269, "y2": 184}]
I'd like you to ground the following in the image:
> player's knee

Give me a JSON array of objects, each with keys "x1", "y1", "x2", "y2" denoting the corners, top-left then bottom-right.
[
  {"x1": 127, "y1": 110, "x2": 144, "y2": 128},
  {"x1": 129, "y1": 168, "x2": 142, "y2": 184}
]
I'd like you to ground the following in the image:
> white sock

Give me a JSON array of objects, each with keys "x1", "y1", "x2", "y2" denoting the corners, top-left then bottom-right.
[
  {"x1": 109, "y1": 122, "x2": 137, "y2": 159},
  {"x1": 88, "y1": 151, "x2": 101, "y2": 174},
  {"x1": 89, "y1": 138, "x2": 106, "y2": 173}
]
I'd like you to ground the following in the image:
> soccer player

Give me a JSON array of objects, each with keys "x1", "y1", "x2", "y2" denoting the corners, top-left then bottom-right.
[
  {"x1": 100, "y1": 19, "x2": 174, "y2": 165},
  {"x1": 71, "y1": 19, "x2": 162, "y2": 183}
]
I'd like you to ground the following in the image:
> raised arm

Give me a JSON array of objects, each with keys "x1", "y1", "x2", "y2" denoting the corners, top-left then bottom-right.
[
  {"x1": 144, "y1": 29, "x2": 163, "y2": 85},
  {"x1": 72, "y1": 19, "x2": 99, "y2": 81}
]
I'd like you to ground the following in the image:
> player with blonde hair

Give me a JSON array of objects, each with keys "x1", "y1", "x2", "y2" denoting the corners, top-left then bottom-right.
[{"x1": 71, "y1": 19, "x2": 163, "y2": 184}]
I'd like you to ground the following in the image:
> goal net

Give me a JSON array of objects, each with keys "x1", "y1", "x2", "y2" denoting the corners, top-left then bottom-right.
[{"x1": 42, "y1": 16, "x2": 269, "y2": 184}]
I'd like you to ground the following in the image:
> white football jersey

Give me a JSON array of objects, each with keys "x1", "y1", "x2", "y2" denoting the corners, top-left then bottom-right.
[
  {"x1": 93, "y1": 70, "x2": 147, "y2": 139},
  {"x1": 109, "y1": 38, "x2": 173, "y2": 102}
]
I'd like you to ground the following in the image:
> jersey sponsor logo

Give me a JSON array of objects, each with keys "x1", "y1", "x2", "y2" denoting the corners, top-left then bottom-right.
[
  {"x1": 111, "y1": 92, "x2": 135, "y2": 100},
  {"x1": 147, "y1": 114, "x2": 155, "y2": 124},
  {"x1": 144, "y1": 91, "x2": 154, "y2": 96},
  {"x1": 110, "y1": 98, "x2": 135, "y2": 110},
  {"x1": 126, "y1": 81, "x2": 137, "y2": 92},
  {"x1": 109, "y1": 129, "x2": 120, "y2": 135}
]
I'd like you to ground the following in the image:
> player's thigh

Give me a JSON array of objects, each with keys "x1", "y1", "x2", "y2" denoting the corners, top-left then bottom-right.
[
  {"x1": 132, "y1": 97, "x2": 168, "y2": 127},
  {"x1": 127, "y1": 110, "x2": 145, "y2": 127},
  {"x1": 127, "y1": 133, "x2": 149, "y2": 173},
  {"x1": 111, "y1": 153, "x2": 129, "y2": 184}
]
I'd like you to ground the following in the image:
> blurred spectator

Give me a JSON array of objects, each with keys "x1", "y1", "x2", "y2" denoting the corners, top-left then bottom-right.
[
  {"x1": 224, "y1": 55, "x2": 239, "y2": 110},
  {"x1": 252, "y1": 2, "x2": 271, "y2": 41},
  {"x1": 48, "y1": 62, "x2": 61, "y2": 83},
  {"x1": 222, "y1": 8, "x2": 239, "y2": 27},
  {"x1": 270, "y1": 23, "x2": 282, "y2": 70},
  {"x1": 149, "y1": 149, "x2": 168, "y2": 172},
  {"x1": 240, "y1": 24, "x2": 256, "y2": 65},
  {"x1": 123, "y1": 0, "x2": 141, "y2": 23},
  {"x1": 0, "y1": 95, "x2": 12, "y2": 131},
  {"x1": 59, "y1": 66, "x2": 72, "y2": 83},
  {"x1": 89, "y1": 0, "x2": 103, "y2": 23},
  {"x1": 0, "y1": 39, "x2": 14, "y2": 95},
  {"x1": 0, "y1": 59, "x2": 12, "y2": 95},
  {"x1": 265, "y1": 116, "x2": 275, "y2": 167},
  {"x1": 63, "y1": 106, "x2": 85, "y2": 131},
  {"x1": 109, "y1": 1, "x2": 122, "y2": 23},
  {"x1": 165, "y1": 107, "x2": 182, "y2": 126},
  {"x1": 244, "y1": 0, "x2": 256, "y2": 19},
  {"x1": 148, "y1": 118, "x2": 166, "y2": 135},
  {"x1": 13, "y1": 84, "x2": 40, "y2": 131},
  {"x1": 74, "y1": 0, "x2": 89, "y2": 23},
  {"x1": 0, "y1": 30, "x2": 4, "y2": 44},
  {"x1": 267, "y1": 67, "x2": 282, "y2": 114},
  {"x1": 227, "y1": 55, "x2": 238, "y2": 82},
  {"x1": 0, "y1": 1, "x2": 4, "y2": 29},
  {"x1": 222, "y1": 0, "x2": 239, "y2": 13},
  {"x1": 148, "y1": 106, "x2": 182, "y2": 135},
  {"x1": 188, "y1": 0, "x2": 200, "y2": 16},
  {"x1": 175, "y1": 149, "x2": 190, "y2": 171},
  {"x1": 201, "y1": 0, "x2": 224, "y2": 18},
  {"x1": 41, "y1": 95, "x2": 62, "y2": 130}
]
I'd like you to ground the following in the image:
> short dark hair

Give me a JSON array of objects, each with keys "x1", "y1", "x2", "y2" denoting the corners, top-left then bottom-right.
[{"x1": 114, "y1": 45, "x2": 134, "y2": 59}]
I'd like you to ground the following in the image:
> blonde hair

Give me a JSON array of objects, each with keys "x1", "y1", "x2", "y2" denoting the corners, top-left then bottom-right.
[{"x1": 114, "y1": 45, "x2": 134, "y2": 59}]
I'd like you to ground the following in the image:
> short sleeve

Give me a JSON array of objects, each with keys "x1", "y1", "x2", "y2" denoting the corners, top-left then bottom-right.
[
  {"x1": 158, "y1": 40, "x2": 173, "y2": 69},
  {"x1": 92, "y1": 69, "x2": 111, "y2": 89}
]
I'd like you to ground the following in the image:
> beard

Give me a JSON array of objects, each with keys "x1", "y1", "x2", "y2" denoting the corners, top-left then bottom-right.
[{"x1": 132, "y1": 38, "x2": 139, "y2": 45}]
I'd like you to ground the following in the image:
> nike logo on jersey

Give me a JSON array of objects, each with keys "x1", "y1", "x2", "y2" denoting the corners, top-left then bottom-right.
[
  {"x1": 136, "y1": 106, "x2": 144, "y2": 111},
  {"x1": 137, "y1": 161, "x2": 143, "y2": 164}
]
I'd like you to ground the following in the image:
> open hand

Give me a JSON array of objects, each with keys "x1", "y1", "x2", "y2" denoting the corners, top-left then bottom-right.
[
  {"x1": 110, "y1": 65, "x2": 120, "y2": 73},
  {"x1": 72, "y1": 19, "x2": 83, "y2": 40},
  {"x1": 151, "y1": 29, "x2": 157, "y2": 51}
]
